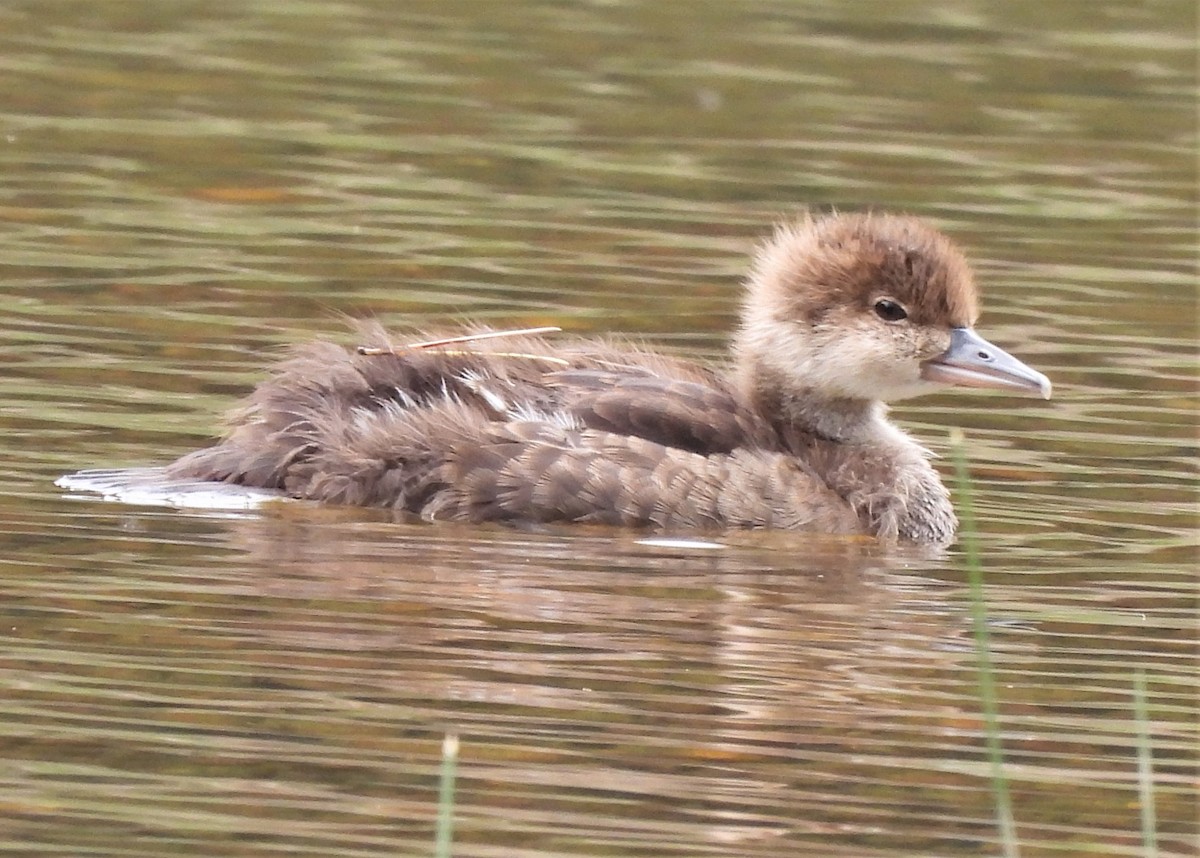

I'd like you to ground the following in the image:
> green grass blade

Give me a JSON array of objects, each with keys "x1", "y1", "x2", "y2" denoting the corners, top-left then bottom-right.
[
  {"x1": 435, "y1": 732, "x2": 459, "y2": 858},
  {"x1": 1133, "y1": 670, "x2": 1158, "y2": 857},
  {"x1": 950, "y1": 428, "x2": 1019, "y2": 858}
]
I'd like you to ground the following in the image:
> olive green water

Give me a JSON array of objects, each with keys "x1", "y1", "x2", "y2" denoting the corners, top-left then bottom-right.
[{"x1": 1, "y1": 1, "x2": 1196, "y2": 856}]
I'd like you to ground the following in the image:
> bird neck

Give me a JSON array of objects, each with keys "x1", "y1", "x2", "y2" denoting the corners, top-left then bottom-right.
[
  {"x1": 737, "y1": 358, "x2": 956, "y2": 543},
  {"x1": 738, "y1": 361, "x2": 893, "y2": 445}
]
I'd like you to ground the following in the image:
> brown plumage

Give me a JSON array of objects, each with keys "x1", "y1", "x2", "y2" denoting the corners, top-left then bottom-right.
[{"x1": 133, "y1": 212, "x2": 1051, "y2": 543}]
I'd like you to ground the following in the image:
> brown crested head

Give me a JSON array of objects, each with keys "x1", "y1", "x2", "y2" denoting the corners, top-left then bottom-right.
[
  {"x1": 735, "y1": 211, "x2": 997, "y2": 410},
  {"x1": 733, "y1": 210, "x2": 1050, "y2": 415},
  {"x1": 750, "y1": 211, "x2": 978, "y2": 331}
]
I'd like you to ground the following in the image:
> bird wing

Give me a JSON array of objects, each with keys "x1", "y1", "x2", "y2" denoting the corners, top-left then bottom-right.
[{"x1": 548, "y1": 369, "x2": 772, "y2": 456}]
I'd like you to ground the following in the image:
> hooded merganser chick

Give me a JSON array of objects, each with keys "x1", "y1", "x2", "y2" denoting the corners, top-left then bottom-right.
[{"x1": 164, "y1": 212, "x2": 1051, "y2": 544}]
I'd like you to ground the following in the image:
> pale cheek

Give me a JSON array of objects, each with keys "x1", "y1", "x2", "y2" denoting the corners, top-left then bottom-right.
[
  {"x1": 751, "y1": 322, "x2": 817, "y2": 375},
  {"x1": 843, "y1": 340, "x2": 921, "y2": 398},
  {"x1": 750, "y1": 319, "x2": 941, "y2": 402}
]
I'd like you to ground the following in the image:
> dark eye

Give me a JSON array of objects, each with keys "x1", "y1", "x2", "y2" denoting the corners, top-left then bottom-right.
[{"x1": 873, "y1": 298, "x2": 908, "y2": 322}]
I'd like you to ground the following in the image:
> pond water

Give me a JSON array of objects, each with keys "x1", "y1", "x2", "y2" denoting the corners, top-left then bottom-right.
[{"x1": 1, "y1": 1, "x2": 1195, "y2": 855}]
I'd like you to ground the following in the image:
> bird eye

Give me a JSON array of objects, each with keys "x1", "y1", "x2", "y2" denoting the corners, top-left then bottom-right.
[{"x1": 873, "y1": 299, "x2": 908, "y2": 322}]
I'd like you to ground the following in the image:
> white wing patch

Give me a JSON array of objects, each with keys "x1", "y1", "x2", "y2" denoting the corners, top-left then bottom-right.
[
  {"x1": 506, "y1": 402, "x2": 582, "y2": 430},
  {"x1": 458, "y1": 369, "x2": 581, "y2": 428},
  {"x1": 351, "y1": 368, "x2": 581, "y2": 431},
  {"x1": 457, "y1": 368, "x2": 508, "y2": 413}
]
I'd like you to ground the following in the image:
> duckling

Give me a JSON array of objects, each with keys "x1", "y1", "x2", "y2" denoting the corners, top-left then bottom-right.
[{"x1": 155, "y1": 211, "x2": 1050, "y2": 543}]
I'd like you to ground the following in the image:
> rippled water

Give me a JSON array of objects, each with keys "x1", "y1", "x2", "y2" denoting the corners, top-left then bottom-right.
[{"x1": 1, "y1": 1, "x2": 1195, "y2": 855}]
